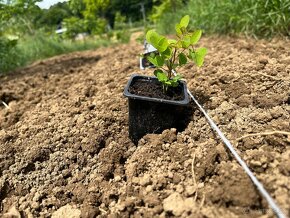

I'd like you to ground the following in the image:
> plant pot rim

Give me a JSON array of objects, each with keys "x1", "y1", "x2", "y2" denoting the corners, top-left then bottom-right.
[{"x1": 124, "y1": 74, "x2": 190, "y2": 106}]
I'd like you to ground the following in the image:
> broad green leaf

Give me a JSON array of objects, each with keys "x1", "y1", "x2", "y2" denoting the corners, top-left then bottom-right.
[
  {"x1": 178, "y1": 53, "x2": 187, "y2": 65},
  {"x1": 179, "y1": 15, "x2": 190, "y2": 28},
  {"x1": 156, "y1": 71, "x2": 168, "y2": 82},
  {"x1": 154, "y1": 69, "x2": 163, "y2": 77},
  {"x1": 147, "y1": 55, "x2": 164, "y2": 67},
  {"x1": 157, "y1": 37, "x2": 169, "y2": 52},
  {"x1": 173, "y1": 74, "x2": 182, "y2": 81},
  {"x1": 175, "y1": 24, "x2": 182, "y2": 36},
  {"x1": 190, "y1": 30, "x2": 202, "y2": 45},
  {"x1": 155, "y1": 55, "x2": 165, "y2": 67},
  {"x1": 176, "y1": 40, "x2": 183, "y2": 48},
  {"x1": 171, "y1": 81, "x2": 179, "y2": 87},
  {"x1": 146, "y1": 30, "x2": 158, "y2": 45},
  {"x1": 187, "y1": 49, "x2": 194, "y2": 60},
  {"x1": 193, "y1": 47, "x2": 207, "y2": 67},
  {"x1": 165, "y1": 81, "x2": 172, "y2": 85},
  {"x1": 147, "y1": 56, "x2": 158, "y2": 66},
  {"x1": 146, "y1": 30, "x2": 163, "y2": 49},
  {"x1": 168, "y1": 39, "x2": 177, "y2": 44},
  {"x1": 161, "y1": 47, "x2": 172, "y2": 58},
  {"x1": 167, "y1": 79, "x2": 179, "y2": 87},
  {"x1": 181, "y1": 35, "x2": 191, "y2": 48}
]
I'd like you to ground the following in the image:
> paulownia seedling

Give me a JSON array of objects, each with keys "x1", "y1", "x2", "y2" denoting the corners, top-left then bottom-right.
[{"x1": 146, "y1": 15, "x2": 207, "y2": 92}]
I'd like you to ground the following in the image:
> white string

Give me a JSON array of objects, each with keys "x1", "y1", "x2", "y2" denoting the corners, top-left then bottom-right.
[{"x1": 187, "y1": 89, "x2": 286, "y2": 218}]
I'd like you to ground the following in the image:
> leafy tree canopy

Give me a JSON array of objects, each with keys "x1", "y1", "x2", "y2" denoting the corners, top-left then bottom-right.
[{"x1": 37, "y1": 2, "x2": 72, "y2": 28}]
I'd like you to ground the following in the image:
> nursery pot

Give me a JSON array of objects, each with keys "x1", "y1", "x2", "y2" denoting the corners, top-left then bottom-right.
[{"x1": 124, "y1": 74, "x2": 190, "y2": 144}]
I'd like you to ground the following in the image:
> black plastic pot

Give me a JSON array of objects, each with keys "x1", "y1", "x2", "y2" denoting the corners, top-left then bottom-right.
[{"x1": 124, "y1": 74, "x2": 190, "y2": 144}]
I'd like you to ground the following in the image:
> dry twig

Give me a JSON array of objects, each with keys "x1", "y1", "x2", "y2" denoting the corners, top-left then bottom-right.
[
  {"x1": 237, "y1": 131, "x2": 290, "y2": 141},
  {"x1": 256, "y1": 72, "x2": 283, "y2": 81}
]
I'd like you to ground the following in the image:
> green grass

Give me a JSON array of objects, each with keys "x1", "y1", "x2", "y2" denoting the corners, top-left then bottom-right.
[
  {"x1": 0, "y1": 32, "x2": 111, "y2": 74},
  {"x1": 156, "y1": 0, "x2": 290, "y2": 38}
]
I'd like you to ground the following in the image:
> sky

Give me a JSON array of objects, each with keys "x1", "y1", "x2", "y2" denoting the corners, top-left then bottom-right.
[{"x1": 36, "y1": 0, "x2": 68, "y2": 9}]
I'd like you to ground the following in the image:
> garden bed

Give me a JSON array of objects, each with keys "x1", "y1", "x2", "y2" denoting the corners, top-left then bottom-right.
[{"x1": 0, "y1": 35, "x2": 289, "y2": 217}]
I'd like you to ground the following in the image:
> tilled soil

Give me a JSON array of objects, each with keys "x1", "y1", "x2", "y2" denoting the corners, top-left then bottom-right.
[{"x1": 0, "y1": 35, "x2": 289, "y2": 218}]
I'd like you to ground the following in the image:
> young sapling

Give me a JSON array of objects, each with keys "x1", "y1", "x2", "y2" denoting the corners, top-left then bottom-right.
[{"x1": 145, "y1": 15, "x2": 207, "y2": 92}]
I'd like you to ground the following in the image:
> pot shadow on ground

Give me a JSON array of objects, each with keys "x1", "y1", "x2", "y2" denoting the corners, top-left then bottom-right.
[
  {"x1": 171, "y1": 90, "x2": 211, "y2": 135},
  {"x1": 0, "y1": 55, "x2": 101, "y2": 82},
  {"x1": 175, "y1": 101, "x2": 196, "y2": 132}
]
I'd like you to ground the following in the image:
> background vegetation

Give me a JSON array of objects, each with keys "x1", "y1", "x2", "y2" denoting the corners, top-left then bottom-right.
[
  {"x1": 155, "y1": 0, "x2": 290, "y2": 38},
  {"x1": 0, "y1": 0, "x2": 289, "y2": 73}
]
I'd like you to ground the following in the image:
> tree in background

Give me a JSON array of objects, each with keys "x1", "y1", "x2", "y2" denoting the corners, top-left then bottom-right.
[
  {"x1": 0, "y1": 0, "x2": 42, "y2": 72},
  {"x1": 68, "y1": 0, "x2": 85, "y2": 17},
  {"x1": 114, "y1": 11, "x2": 126, "y2": 30},
  {"x1": 83, "y1": 0, "x2": 109, "y2": 18},
  {"x1": 63, "y1": 16, "x2": 85, "y2": 39},
  {"x1": 2, "y1": 0, "x2": 42, "y2": 35},
  {"x1": 150, "y1": 0, "x2": 187, "y2": 23},
  {"x1": 108, "y1": 0, "x2": 153, "y2": 26},
  {"x1": 37, "y1": 2, "x2": 72, "y2": 29}
]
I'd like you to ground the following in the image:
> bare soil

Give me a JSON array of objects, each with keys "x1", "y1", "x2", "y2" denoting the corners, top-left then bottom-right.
[{"x1": 0, "y1": 34, "x2": 289, "y2": 218}]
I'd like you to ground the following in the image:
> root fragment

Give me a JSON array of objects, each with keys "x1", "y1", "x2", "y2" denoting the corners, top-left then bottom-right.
[
  {"x1": 191, "y1": 152, "x2": 198, "y2": 201},
  {"x1": 199, "y1": 192, "x2": 205, "y2": 210},
  {"x1": 1, "y1": 100, "x2": 10, "y2": 109},
  {"x1": 237, "y1": 131, "x2": 290, "y2": 141},
  {"x1": 99, "y1": 208, "x2": 107, "y2": 214},
  {"x1": 256, "y1": 72, "x2": 283, "y2": 81}
]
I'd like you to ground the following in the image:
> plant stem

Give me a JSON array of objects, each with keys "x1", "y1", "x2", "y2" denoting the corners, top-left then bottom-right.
[{"x1": 168, "y1": 48, "x2": 177, "y2": 79}]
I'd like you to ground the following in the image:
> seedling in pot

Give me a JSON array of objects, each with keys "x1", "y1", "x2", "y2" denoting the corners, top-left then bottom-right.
[{"x1": 146, "y1": 15, "x2": 207, "y2": 92}]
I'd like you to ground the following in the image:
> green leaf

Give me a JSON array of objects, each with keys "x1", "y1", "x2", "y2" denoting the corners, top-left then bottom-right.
[
  {"x1": 175, "y1": 24, "x2": 182, "y2": 36},
  {"x1": 157, "y1": 37, "x2": 168, "y2": 52},
  {"x1": 179, "y1": 15, "x2": 190, "y2": 28},
  {"x1": 193, "y1": 47, "x2": 207, "y2": 67},
  {"x1": 146, "y1": 30, "x2": 167, "y2": 51},
  {"x1": 146, "y1": 29, "x2": 159, "y2": 47},
  {"x1": 173, "y1": 74, "x2": 182, "y2": 81},
  {"x1": 171, "y1": 81, "x2": 179, "y2": 87},
  {"x1": 147, "y1": 56, "x2": 157, "y2": 66},
  {"x1": 167, "y1": 79, "x2": 179, "y2": 87},
  {"x1": 147, "y1": 55, "x2": 164, "y2": 67},
  {"x1": 176, "y1": 40, "x2": 182, "y2": 48},
  {"x1": 155, "y1": 55, "x2": 165, "y2": 67},
  {"x1": 187, "y1": 49, "x2": 194, "y2": 60},
  {"x1": 190, "y1": 30, "x2": 202, "y2": 45},
  {"x1": 155, "y1": 70, "x2": 168, "y2": 82},
  {"x1": 178, "y1": 53, "x2": 187, "y2": 65},
  {"x1": 165, "y1": 81, "x2": 172, "y2": 85},
  {"x1": 154, "y1": 69, "x2": 163, "y2": 77},
  {"x1": 161, "y1": 47, "x2": 171, "y2": 58},
  {"x1": 168, "y1": 39, "x2": 177, "y2": 44},
  {"x1": 181, "y1": 35, "x2": 191, "y2": 48}
]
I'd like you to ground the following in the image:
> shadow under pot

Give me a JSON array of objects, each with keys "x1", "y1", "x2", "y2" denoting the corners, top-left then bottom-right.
[{"x1": 124, "y1": 74, "x2": 191, "y2": 144}]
